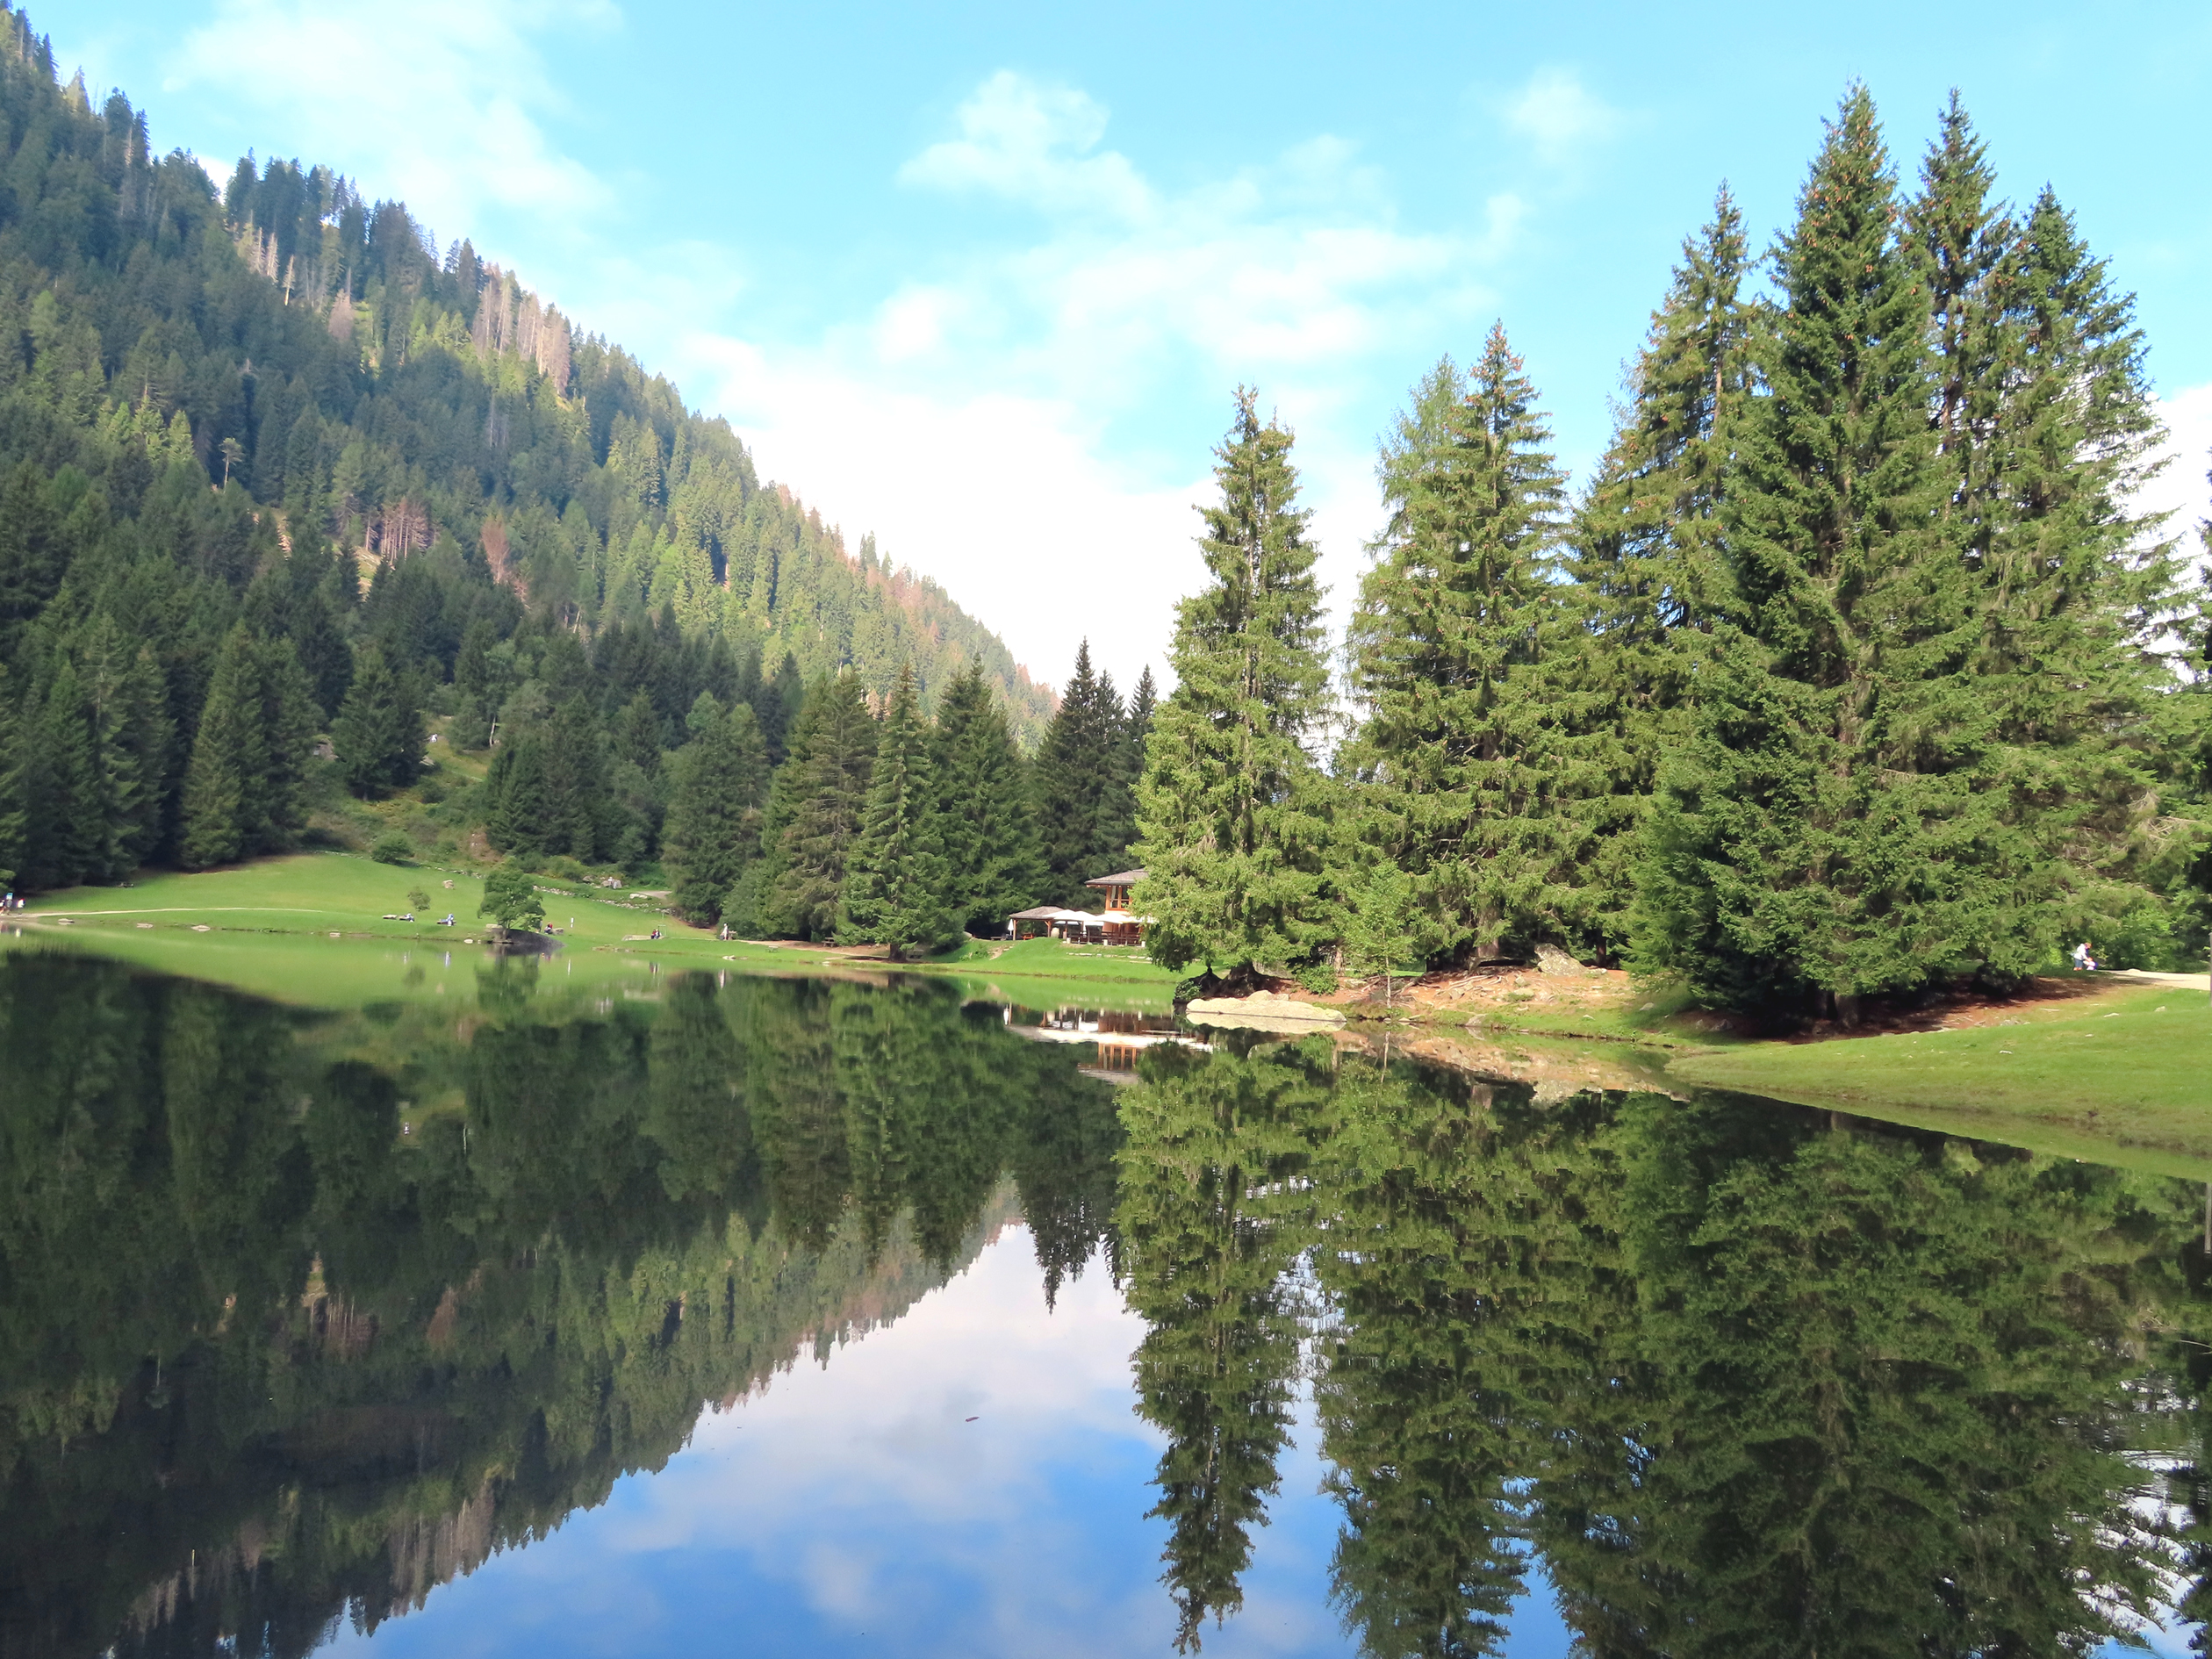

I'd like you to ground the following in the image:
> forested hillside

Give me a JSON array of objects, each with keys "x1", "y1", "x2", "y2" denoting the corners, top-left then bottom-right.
[{"x1": 0, "y1": 7, "x2": 1064, "y2": 903}]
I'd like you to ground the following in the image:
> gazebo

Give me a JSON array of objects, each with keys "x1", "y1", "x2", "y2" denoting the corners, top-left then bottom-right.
[{"x1": 1006, "y1": 905, "x2": 1095, "y2": 941}]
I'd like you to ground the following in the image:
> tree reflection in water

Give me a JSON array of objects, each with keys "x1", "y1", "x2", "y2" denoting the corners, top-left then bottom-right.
[
  {"x1": 1117, "y1": 1034, "x2": 2211, "y2": 1656},
  {"x1": 3, "y1": 953, "x2": 2209, "y2": 1658},
  {"x1": 0, "y1": 954, "x2": 1123, "y2": 1659}
]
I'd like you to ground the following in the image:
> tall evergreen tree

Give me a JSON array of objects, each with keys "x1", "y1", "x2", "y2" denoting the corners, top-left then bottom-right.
[
  {"x1": 1132, "y1": 391, "x2": 1336, "y2": 979},
  {"x1": 79, "y1": 615, "x2": 174, "y2": 878},
  {"x1": 1904, "y1": 91, "x2": 2014, "y2": 557},
  {"x1": 1635, "y1": 88, "x2": 2024, "y2": 1016},
  {"x1": 1345, "y1": 326, "x2": 1576, "y2": 965},
  {"x1": 0, "y1": 664, "x2": 24, "y2": 892},
  {"x1": 930, "y1": 658, "x2": 1047, "y2": 934},
  {"x1": 482, "y1": 736, "x2": 549, "y2": 863},
  {"x1": 1977, "y1": 183, "x2": 2188, "y2": 956},
  {"x1": 1034, "y1": 640, "x2": 1132, "y2": 902},
  {"x1": 25, "y1": 659, "x2": 98, "y2": 887},
  {"x1": 178, "y1": 626, "x2": 314, "y2": 868},
  {"x1": 661, "y1": 694, "x2": 768, "y2": 926},
  {"x1": 1564, "y1": 190, "x2": 1752, "y2": 957},
  {"x1": 751, "y1": 675, "x2": 876, "y2": 941},
  {"x1": 450, "y1": 619, "x2": 499, "y2": 749},
  {"x1": 332, "y1": 643, "x2": 423, "y2": 798},
  {"x1": 537, "y1": 696, "x2": 612, "y2": 860},
  {"x1": 840, "y1": 666, "x2": 958, "y2": 957}
]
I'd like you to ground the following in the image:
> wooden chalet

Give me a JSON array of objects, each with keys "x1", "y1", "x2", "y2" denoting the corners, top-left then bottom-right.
[
  {"x1": 1084, "y1": 868, "x2": 1148, "y2": 946},
  {"x1": 1005, "y1": 868, "x2": 1151, "y2": 946}
]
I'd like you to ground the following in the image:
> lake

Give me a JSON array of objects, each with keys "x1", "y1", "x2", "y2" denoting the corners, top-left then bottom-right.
[{"x1": 1, "y1": 944, "x2": 2205, "y2": 1657}]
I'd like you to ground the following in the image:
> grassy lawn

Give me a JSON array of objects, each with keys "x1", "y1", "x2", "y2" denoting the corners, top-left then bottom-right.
[
  {"x1": 1668, "y1": 980, "x2": 2212, "y2": 1169},
  {"x1": 16, "y1": 854, "x2": 1181, "y2": 1012}
]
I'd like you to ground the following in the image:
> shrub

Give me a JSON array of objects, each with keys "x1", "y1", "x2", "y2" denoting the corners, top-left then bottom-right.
[{"x1": 370, "y1": 833, "x2": 413, "y2": 865}]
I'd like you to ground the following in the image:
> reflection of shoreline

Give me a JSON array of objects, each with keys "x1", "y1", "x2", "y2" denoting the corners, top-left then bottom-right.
[
  {"x1": 1, "y1": 956, "x2": 1125, "y2": 1659},
  {"x1": 116, "y1": 1198, "x2": 1020, "y2": 1656}
]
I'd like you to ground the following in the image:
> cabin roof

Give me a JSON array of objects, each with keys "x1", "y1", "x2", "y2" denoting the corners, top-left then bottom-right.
[
  {"x1": 1085, "y1": 869, "x2": 1146, "y2": 888},
  {"x1": 1009, "y1": 905, "x2": 1092, "y2": 921}
]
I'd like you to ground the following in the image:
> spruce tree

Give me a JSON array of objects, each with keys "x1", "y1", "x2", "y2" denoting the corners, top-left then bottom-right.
[
  {"x1": 1564, "y1": 190, "x2": 1751, "y2": 957},
  {"x1": 1344, "y1": 325, "x2": 1576, "y2": 965},
  {"x1": 1899, "y1": 98, "x2": 2182, "y2": 960},
  {"x1": 662, "y1": 694, "x2": 768, "y2": 925},
  {"x1": 483, "y1": 737, "x2": 549, "y2": 862},
  {"x1": 538, "y1": 696, "x2": 612, "y2": 860},
  {"x1": 1635, "y1": 88, "x2": 2024, "y2": 1015},
  {"x1": 80, "y1": 615, "x2": 173, "y2": 878},
  {"x1": 930, "y1": 658, "x2": 1046, "y2": 934},
  {"x1": 1132, "y1": 391, "x2": 1336, "y2": 978},
  {"x1": 1980, "y1": 186, "x2": 2184, "y2": 956},
  {"x1": 450, "y1": 619, "x2": 498, "y2": 748},
  {"x1": 0, "y1": 665, "x2": 23, "y2": 892},
  {"x1": 753, "y1": 675, "x2": 876, "y2": 940},
  {"x1": 332, "y1": 643, "x2": 423, "y2": 797},
  {"x1": 180, "y1": 626, "x2": 262, "y2": 869},
  {"x1": 841, "y1": 666, "x2": 958, "y2": 957},
  {"x1": 26, "y1": 659, "x2": 97, "y2": 887},
  {"x1": 1905, "y1": 91, "x2": 2014, "y2": 553},
  {"x1": 1033, "y1": 640, "x2": 1131, "y2": 901}
]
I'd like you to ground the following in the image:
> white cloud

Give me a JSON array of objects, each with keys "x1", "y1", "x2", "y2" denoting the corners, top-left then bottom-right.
[
  {"x1": 1500, "y1": 67, "x2": 1622, "y2": 167},
  {"x1": 673, "y1": 71, "x2": 1518, "y2": 691},
  {"x1": 164, "y1": 0, "x2": 611, "y2": 245},
  {"x1": 899, "y1": 71, "x2": 1151, "y2": 222},
  {"x1": 2142, "y1": 383, "x2": 2212, "y2": 553},
  {"x1": 687, "y1": 334, "x2": 1209, "y2": 697}
]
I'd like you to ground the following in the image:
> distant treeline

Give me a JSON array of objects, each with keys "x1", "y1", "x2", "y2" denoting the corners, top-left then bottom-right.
[
  {"x1": 0, "y1": 8, "x2": 1065, "y2": 908},
  {"x1": 1133, "y1": 89, "x2": 2211, "y2": 1013}
]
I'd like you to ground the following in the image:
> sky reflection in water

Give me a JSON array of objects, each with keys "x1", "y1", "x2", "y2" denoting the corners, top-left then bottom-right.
[
  {"x1": 0, "y1": 947, "x2": 2201, "y2": 1658},
  {"x1": 326, "y1": 1233, "x2": 1354, "y2": 1658}
]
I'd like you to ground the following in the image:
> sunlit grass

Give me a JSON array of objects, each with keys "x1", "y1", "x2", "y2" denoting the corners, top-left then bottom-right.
[
  {"x1": 15, "y1": 854, "x2": 1180, "y2": 1012},
  {"x1": 1669, "y1": 981, "x2": 2212, "y2": 1160}
]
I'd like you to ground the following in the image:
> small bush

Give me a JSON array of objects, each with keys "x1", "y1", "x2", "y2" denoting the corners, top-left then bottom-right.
[
  {"x1": 370, "y1": 833, "x2": 413, "y2": 865},
  {"x1": 1293, "y1": 961, "x2": 1339, "y2": 997},
  {"x1": 408, "y1": 887, "x2": 432, "y2": 913},
  {"x1": 416, "y1": 777, "x2": 447, "y2": 804},
  {"x1": 545, "y1": 855, "x2": 588, "y2": 883}
]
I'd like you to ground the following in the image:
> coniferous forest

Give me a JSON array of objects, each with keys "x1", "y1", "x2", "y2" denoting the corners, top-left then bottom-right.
[
  {"x1": 0, "y1": 14, "x2": 2205, "y2": 1011},
  {"x1": 0, "y1": 10, "x2": 1074, "y2": 940},
  {"x1": 1137, "y1": 89, "x2": 2211, "y2": 1014}
]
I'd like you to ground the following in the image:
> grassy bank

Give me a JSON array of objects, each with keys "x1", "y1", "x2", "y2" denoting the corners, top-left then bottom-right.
[
  {"x1": 17, "y1": 854, "x2": 1180, "y2": 1011},
  {"x1": 1666, "y1": 980, "x2": 2211, "y2": 1166}
]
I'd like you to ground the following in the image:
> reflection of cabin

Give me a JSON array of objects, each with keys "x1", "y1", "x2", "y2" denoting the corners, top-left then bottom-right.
[
  {"x1": 1006, "y1": 868, "x2": 1151, "y2": 946},
  {"x1": 1002, "y1": 1006, "x2": 1204, "y2": 1081}
]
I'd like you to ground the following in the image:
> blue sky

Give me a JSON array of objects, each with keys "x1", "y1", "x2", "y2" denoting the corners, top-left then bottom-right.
[{"x1": 54, "y1": 0, "x2": 2212, "y2": 691}]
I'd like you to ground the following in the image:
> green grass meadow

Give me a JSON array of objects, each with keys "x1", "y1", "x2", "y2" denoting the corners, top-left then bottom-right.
[
  {"x1": 1668, "y1": 981, "x2": 2212, "y2": 1169},
  {"x1": 14, "y1": 853, "x2": 1181, "y2": 1012}
]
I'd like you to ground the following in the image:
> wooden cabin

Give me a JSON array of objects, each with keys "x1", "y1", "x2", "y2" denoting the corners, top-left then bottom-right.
[
  {"x1": 1005, "y1": 869, "x2": 1151, "y2": 946},
  {"x1": 1083, "y1": 869, "x2": 1148, "y2": 946}
]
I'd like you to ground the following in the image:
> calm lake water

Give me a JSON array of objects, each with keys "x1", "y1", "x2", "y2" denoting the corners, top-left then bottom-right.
[{"x1": 2, "y1": 946, "x2": 2207, "y2": 1657}]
